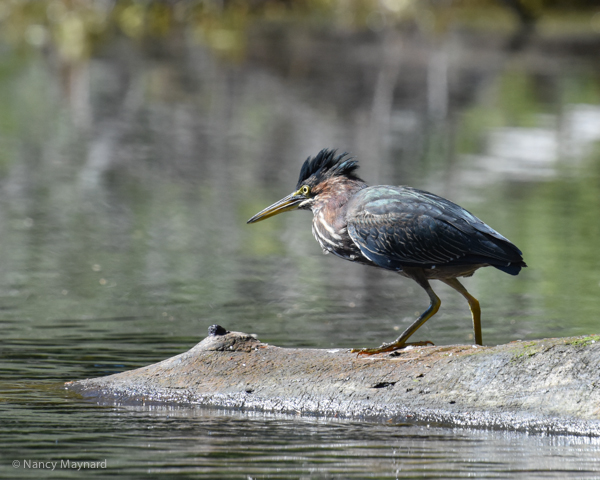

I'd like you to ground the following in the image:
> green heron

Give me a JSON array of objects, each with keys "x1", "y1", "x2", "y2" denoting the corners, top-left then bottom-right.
[{"x1": 247, "y1": 149, "x2": 526, "y2": 354}]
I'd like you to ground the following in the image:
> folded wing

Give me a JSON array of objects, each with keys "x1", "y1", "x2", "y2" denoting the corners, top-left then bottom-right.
[{"x1": 346, "y1": 186, "x2": 526, "y2": 275}]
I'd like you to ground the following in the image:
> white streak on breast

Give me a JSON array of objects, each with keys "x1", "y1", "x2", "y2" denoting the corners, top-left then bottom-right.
[
  {"x1": 313, "y1": 218, "x2": 341, "y2": 248},
  {"x1": 317, "y1": 212, "x2": 342, "y2": 240}
]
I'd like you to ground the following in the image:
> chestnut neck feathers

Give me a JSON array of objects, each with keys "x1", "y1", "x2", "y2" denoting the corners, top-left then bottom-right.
[
  {"x1": 295, "y1": 149, "x2": 368, "y2": 253},
  {"x1": 310, "y1": 176, "x2": 366, "y2": 218}
]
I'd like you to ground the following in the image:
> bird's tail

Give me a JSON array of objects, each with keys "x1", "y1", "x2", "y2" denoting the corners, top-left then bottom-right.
[{"x1": 494, "y1": 261, "x2": 527, "y2": 276}]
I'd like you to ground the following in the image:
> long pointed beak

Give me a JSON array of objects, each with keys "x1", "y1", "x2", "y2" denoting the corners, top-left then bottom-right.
[{"x1": 247, "y1": 192, "x2": 304, "y2": 224}]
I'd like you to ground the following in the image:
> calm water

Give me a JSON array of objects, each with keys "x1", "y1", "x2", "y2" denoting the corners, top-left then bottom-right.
[{"x1": 2, "y1": 4, "x2": 600, "y2": 477}]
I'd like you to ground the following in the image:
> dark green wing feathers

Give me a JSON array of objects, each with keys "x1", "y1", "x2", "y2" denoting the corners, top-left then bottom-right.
[{"x1": 346, "y1": 186, "x2": 526, "y2": 275}]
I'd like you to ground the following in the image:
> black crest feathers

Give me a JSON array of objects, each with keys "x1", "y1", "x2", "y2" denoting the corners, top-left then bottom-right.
[{"x1": 296, "y1": 149, "x2": 361, "y2": 189}]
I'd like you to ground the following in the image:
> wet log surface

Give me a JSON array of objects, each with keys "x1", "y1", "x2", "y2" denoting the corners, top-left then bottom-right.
[{"x1": 66, "y1": 327, "x2": 600, "y2": 436}]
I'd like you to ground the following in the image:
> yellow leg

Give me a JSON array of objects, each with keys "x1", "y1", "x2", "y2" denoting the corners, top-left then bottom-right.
[
  {"x1": 352, "y1": 269, "x2": 440, "y2": 355},
  {"x1": 440, "y1": 277, "x2": 482, "y2": 345}
]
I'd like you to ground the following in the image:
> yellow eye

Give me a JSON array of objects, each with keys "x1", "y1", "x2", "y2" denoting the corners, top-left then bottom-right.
[{"x1": 300, "y1": 185, "x2": 310, "y2": 196}]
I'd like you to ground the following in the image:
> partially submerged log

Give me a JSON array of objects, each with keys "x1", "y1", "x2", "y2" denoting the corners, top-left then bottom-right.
[{"x1": 66, "y1": 326, "x2": 600, "y2": 435}]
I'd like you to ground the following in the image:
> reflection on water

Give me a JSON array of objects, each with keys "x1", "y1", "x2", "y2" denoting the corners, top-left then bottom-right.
[
  {"x1": 462, "y1": 104, "x2": 600, "y2": 182},
  {"x1": 1, "y1": 3, "x2": 600, "y2": 477},
  {"x1": 3, "y1": 405, "x2": 600, "y2": 479}
]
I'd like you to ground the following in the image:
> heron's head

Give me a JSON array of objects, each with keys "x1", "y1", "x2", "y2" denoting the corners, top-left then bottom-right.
[{"x1": 247, "y1": 149, "x2": 362, "y2": 224}]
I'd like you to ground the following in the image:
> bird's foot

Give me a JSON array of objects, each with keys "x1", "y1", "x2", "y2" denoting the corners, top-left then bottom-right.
[{"x1": 351, "y1": 340, "x2": 434, "y2": 356}]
